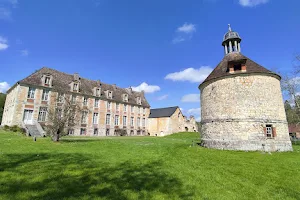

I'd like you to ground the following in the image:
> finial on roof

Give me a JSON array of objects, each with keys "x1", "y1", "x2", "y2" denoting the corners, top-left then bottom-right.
[{"x1": 228, "y1": 24, "x2": 232, "y2": 32}]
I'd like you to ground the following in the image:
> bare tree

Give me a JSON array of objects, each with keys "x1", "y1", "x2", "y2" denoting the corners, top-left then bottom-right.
[
  {"x1": 281, "y1": 54, "x2": 300, "y2": 124},
  {"x1": 45, "y1": 86, "x2": 85, "y2": 142}
]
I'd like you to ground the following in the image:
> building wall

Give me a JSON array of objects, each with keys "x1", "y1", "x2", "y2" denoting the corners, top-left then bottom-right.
[
  {"x1": 148, "y1": 108, "x2": 199, "y2": 136},
  {"x1": 2, "y1": 84, "x2": 150, "y2": 137},
  {"x1": 200, "y1": 74, "x2": 292, "y2": 151}
]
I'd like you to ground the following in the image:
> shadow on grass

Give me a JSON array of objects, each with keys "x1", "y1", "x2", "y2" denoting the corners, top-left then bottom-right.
[{"x1": 0, "y1": 153, "x2": 194, "y2": 200}]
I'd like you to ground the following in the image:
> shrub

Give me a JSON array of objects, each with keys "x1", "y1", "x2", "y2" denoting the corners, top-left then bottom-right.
[
  {"x1": 3, "y1": 125, "x2": 10, "y2": 130},
  {"x1": 10, "y1": 125, "x2": 20, "y2": 132}
]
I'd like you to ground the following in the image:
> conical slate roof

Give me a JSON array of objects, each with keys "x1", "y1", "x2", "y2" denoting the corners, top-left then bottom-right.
[{"x1": 200, "y1": 52, "x2": 280, "y2": 86}]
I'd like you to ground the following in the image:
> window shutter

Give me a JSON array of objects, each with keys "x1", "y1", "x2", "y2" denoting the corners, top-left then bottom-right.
[
  {"x1": 272, "y1": 127, "x2": 277, "y2": 137},
  {"x1": 263, "y1": 127, "x2": 267, "y2": 136}
]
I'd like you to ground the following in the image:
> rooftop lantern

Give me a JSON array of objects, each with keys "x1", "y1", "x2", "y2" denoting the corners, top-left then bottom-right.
[{"x1": 222, "y1": 24, "x2": 242, "y2": 55}]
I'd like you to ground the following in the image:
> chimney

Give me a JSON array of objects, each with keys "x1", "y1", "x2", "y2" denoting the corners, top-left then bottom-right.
[
  {"x1": 97, "y1": 80, "x2": 101, "y2": 86},
  {"x1": 74, "y1": 73, "x2": 80, "y2": 81},
  {"x1": 112, "y1": 84, "x2": 117, "y2": 89}
]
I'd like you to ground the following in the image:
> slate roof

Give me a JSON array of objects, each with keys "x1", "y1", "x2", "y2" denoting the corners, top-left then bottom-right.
[
  {"x1": 149, "y1": 106, "x2": 179, "y2": 118},
  {"x1": 18, "y1": 67, "x2": 150, "y2": 107},
  {"x1": 200, "y1": 52, "x2": 280, "y2": 86}
]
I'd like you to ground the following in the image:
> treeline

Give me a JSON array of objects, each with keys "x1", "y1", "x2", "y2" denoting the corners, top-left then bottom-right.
[{"x1": 284, "y1": 100, "x2": 300, "y2": 124}]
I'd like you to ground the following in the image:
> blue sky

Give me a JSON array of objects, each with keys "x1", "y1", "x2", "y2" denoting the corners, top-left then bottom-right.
[{"x1": 0, "y1": 0, "x2": 300, "y2": 121}]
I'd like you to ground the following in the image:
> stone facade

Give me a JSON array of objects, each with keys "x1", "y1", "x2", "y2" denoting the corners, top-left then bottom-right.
[
  {"x1": 200, "y1": 74, "x2": 293, "y2": 152},
  {"x1": 1, "y1": 67, "x2": 150, "y2": 137},
  {"x1": 148, "y1": 107, "x2": 198, "y2": 136}
]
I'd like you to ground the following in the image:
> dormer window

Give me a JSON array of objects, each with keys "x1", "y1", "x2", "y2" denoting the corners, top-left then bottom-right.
[
  {"x1": 96, "y1": 88, "x2": 101, "y2": 97},
  {"x1": 234, "y1": 64, "x2": 241, "y2": 71},
  {"x1": 107, "y1": 91, "x2": 113, "y2": 99},
  {"x1": 227, "y1": 60, "x2": 247, "y2": 74},
  {"x1": 42, "y1": 74, "x2": 52, "y2": 87},
  {"x1": 136, "y1": 97, "x2": 142, "y2": 105},
  {"x1": 123, "y1": 94, "x2": 128, "y2": 102},
  {"x1": 45, "y1": 76, "x2": 51, "y2": 85},
  {"x1": 73, "y1": 83, "x2": 79, "y2": 91}
]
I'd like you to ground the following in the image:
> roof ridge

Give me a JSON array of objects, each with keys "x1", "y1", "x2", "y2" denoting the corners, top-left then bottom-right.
[{"x1": 150, "y1": 106, "x2": 178, "y2": 110}]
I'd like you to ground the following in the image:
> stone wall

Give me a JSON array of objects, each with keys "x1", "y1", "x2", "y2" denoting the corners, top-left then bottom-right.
[
  {"x1": 200, "y1": 74, "x2": 292, "y2": 151},
  {"x1": 148, "y1": 108, "x2": 199, "y2": 136}
]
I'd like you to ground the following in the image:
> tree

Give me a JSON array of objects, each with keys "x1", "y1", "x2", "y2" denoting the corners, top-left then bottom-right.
[
  {"x1": 0, "y1": 93, "x2": 6, "y2": 124},
  {"x1": 45, "y1": 86, "x2": 85, "y2": 142},
  {"x1": 281, "y1": 54, "x2": 300, "y2": 124}
]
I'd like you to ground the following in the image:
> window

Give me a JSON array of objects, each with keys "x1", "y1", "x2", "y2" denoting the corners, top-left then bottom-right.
[
  {"x1": 106, "y1": 129, "x2": 110, "y2": 136},
  {"x1": 80, "y1": 128, "x2": 86, "y2": 135},
  {"x1": 83, "y1": 97, "x2": 88, "y2": 106},
  {"x1": 266, "y1": 124, "x2": 273, "y2": 138},
  {"x1": 96, "y1": 88, "x2": 101, "y2": 96},
  {"x1": 136, "y1": 97, "x2": 141, "y2": 105},
  {"x1": 142, "y1": 118, "x2": 145, "y2": 127},
  {"x1": 94, "y1": 99, "x2": 99, "y2": 107},
  {"x1": 107, "y1": 102, "x2": 111, "y2": 111},
  {"x1": 123, "y1": 116, "x2": 127, "y2": 126},
  {"x1": 81, "y1": 111, "x2": 88, "y2": 124},
  {"x1": 93, "y1": 113, "x2": 98, "y2": 124},
  {"x1": 116, "y1": 103, "x2": 119, "y2": 111},
  {"x1": 56, "y1": 108, "x2": 63, "y2": 119},
  {"x1": 42, "y1": 90, "x2": 49, "y2": 101},
  {"x1": 57, "y1": 93, "x2": 64, "y2": 103},
  {"x1": 106, "y1": 114, "x2": 111, "y2": 125},
  {"x1": 123, "y1": 94, "x2": 128, "y2": 102},
  {"x1": 71, "y1": 95, "x2": 76, "y2": 104},
  {"x1": 124, "y1": 104, "x2": 127, "y2": 112},
  {"x1": 38, "y1": 107, "x2": 47, "y2": 122},
  {"x1": 94, "y1": 128, "x2": 98, "y2": 136},
  {"x1": 143, "y1": 108, "x2": 145, "y2": 114},
  {"x1": 131, "y1": 117, "x2": 134, "y2": 127},
  {"x1": 73, "y1": 83, "x2": 79, "y2": 91},
  {"x1": 68, "y1": 129, "x2": 74, "y2": 135},
  {"x1": 115, "y1": 115, "x2": 119, "y2": 126},
  {"x1": 137, "y1": 117, "x2": 140, "y2": 127},
  {"x1": 45, "y1": 76, "x2": 51, "y2": 85},
  {"x1": 234, "y1": 64, "x2": 242, "y2": 71},
  {"x1": 27, "y1": 87, "x2": 35, "y2": 99},
  {"x1": 139, "y1": 107, "x2": 142, "y2": 114},
  {"x1": 131, "y1": 106, "x2": 134, "y2": 113},
  {"x1": 108, "y1": 91, "x2": 113, "y2": 99}
]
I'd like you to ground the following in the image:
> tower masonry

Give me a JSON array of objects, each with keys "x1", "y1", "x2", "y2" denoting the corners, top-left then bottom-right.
[{"x1": 199, "y1": 25, "x2": 292, "y2": 152}]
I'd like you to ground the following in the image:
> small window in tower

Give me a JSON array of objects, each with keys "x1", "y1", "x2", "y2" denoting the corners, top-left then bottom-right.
[
  {"x1": 234, "y1": 64, "x2": 242, "y2": 71},
  {"x1": 266, "y1": 124, "x2": 273, "y2": 138}
]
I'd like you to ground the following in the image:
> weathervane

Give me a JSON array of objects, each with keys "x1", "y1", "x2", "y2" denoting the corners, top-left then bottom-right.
[{"x1": 228, "y1": 24, "x2": 232, "y2": 31}]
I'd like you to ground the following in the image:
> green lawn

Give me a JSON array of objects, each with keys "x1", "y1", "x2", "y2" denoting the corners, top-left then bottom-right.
[{"x1": 0, "y1": 131, "x2": 299, "y2": 200}]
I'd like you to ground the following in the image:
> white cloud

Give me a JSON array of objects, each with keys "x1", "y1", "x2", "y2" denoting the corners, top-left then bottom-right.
[
  {"x1": 157, "y1": 94, "x2": 168, "y2": 101},
  {"x1": 20, "y1": 49, "x2": 29, "y2": 56},
  {"x1": 177, "y1": 23, "x2": 196, "y2": 34},
  {"x1": 181, "y1": 94, "x2": 200, "y2": 103},
  {"x1": 172, "y1": 37, "x2": 186, "y2": 44},
  {"x1": 187, "y1": 107, "x2": 201, "y2": 115},
  {"x1": 239, "y1": 0, "x2": 269, "y2": 7},
  {"x1": 0, "y1": 36, "x2": 8, "y2": 50},
  {"x1": 165, "y1": 66, "x2": 213, "y2": 83},
  {"x1": 196, "y1": 116, "x2": 201, "y2": 122},
  {"x1": 0, "y1": 82, "x2": 10, "y2": 93},
  {"x1": 132, "y1": 82, "x2": 160, "y2": 93},
  {"x1": 172, "y1": 23, "x2": 196, "y2": 44}
]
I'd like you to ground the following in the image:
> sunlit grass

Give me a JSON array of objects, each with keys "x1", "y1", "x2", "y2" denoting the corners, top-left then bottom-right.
[{"x1": 0, "y1": 131, "x2": 299, "y2": 200}]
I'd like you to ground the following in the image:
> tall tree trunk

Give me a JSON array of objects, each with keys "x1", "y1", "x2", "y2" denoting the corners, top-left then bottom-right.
[{"x1": 52, "y1": 130, "x2": 60, "y2": 142}]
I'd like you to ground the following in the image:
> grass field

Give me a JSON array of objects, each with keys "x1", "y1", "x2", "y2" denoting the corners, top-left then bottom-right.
[{"x1": 0, "y1": 131, "x2": 300, "y2": 200}]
